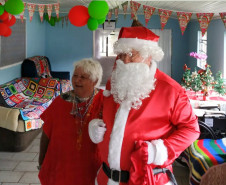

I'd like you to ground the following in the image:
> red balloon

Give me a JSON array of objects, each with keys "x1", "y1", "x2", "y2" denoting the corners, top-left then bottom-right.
[
  {"x1": 0, "y1": 11, "x2": 9, "y2": 21},
  {"x1": 68, "y1": 5, "x2": 90, "y2": 27},
  {"x1": 4, "y1": 15, "x2": 16, "y2": 26},
  {"x1": 0, "y1": 23, "x2": 8, "y2": 35},
  {"x1": 3, "y1": 26, "x2": 12, "y2": 37}
]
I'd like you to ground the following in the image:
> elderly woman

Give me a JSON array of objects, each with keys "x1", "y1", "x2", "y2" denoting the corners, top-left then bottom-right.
[{"x1": 38, "y1": 58, "x2": 103, "y2": 185}]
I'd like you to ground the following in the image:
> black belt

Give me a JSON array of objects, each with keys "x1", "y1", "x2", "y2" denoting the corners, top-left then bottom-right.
[
  {"x1": 103, "y1": 162, "x2": 178, "y2": 185},
  {"x1": 102, "y1": 162, "x2": 130, "y2": 183}
]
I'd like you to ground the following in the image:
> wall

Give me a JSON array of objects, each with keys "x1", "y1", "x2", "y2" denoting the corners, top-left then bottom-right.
[
  {"x1": 0, "y1": 11, "x2": 46, "y2": 84},
  {"x1": 0, "y1": 12, "x2": 225, "y2": 85}
]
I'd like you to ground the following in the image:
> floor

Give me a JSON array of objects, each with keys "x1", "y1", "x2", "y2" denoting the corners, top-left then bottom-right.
[{"x1": 0, "y1": 132, "x2": 190, "y2": 185}]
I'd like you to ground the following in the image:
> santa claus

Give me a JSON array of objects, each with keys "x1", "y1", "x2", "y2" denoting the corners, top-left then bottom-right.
[{"x1": 89, "y1": 26, "x2": 200, "y2": 185}]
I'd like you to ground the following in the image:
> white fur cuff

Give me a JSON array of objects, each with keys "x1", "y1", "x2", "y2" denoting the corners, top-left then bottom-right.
[
  {"x1": 152, "y1": 139, "x2": 168, "y2": 165},
  {"x1": 103, "y1": 90, "x2": 111, "y2": 97}
]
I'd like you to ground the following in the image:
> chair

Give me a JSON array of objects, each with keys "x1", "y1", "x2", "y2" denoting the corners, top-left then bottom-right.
[{"x1": 21, "y1": 56, "x2": 70, "y2": 80}]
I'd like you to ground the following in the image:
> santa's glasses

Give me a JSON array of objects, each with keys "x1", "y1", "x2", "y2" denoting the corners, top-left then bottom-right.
[{"x1": 117, "y1": 50, "x2": 142, "y2": 63}]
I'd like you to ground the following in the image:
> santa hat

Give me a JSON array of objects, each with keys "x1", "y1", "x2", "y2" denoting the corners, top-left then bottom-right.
[{"x1": 114, "y1": 27, "x2": 164, "y2": 62}]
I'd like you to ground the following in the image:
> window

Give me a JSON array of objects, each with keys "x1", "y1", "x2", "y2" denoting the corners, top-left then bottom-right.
[
  {"x1": 0, "y1": 17, "x2": 26, "y2": 68},
  {"x1": 197, "y1": 31, "x2": 207, "y2": 69}
]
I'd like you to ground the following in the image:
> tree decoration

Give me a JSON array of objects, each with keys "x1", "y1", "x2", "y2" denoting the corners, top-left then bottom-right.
[
  {"x1": 4, "y1": 0, "x2": 24, "y2": 15},
  {"x1": 68, "y1": 5, "x2": 89, "y2": 27},
  {"x1": 190, "y1": 68, "x2": 203, "y2": 93},
  {"x1": 181, "y1": 64, "x2": 191, "y2": 89},
  {"x1": 88, "y1": 0, "x2": 109, "y2": 20},
  {"x1": 214, "y1": 71, "x2": 226, "y2": 96}
]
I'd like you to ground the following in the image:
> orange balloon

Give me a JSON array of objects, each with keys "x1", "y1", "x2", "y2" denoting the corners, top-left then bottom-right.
[{"x1": 68, "y1": 5, "x2": 90, "y2": 27}]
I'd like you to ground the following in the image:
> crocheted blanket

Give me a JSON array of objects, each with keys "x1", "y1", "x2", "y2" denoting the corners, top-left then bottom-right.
[
  {"x1": 0, "y1": 77, "x2": 72, "y2": 131},
  {"x1": 182, "y1": 138, "x2": 226, "y2": 185}
]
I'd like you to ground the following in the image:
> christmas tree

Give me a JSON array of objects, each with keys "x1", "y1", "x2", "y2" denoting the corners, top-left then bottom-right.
[
  {"x1": 214, "y1": 71, "x2": 226, "y2": 95},
  {"x1": 181, "y1": 64, "x2": 191, "y2": 89},
  {"x1": 198, "y1": 64, "x2": 214, "y2": 96},
  {"x1": 190, "y1": 68, "x2": 203, "y2": 92}
]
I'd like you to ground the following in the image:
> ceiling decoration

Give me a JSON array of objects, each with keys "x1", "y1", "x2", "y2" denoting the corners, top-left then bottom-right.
[{"x1": 22, "y1": 1, "x2": 226, "y2": 20}]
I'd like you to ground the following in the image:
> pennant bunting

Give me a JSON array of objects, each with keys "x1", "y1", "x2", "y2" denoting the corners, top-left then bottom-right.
[
  {"x1": 38, "y1": 4, "x2": 45, "y2": 23},
  {"x1": 54, "y1": 3, "x2": 60, "y2": 19},
  {"x1": 121, "y1": 1, "x2": 128, "y2": 19},
  {"x1": 143, "y1": 5, "x2": 155, "y2": 27},
  {"x1": 158, "y1": 9, "x2": 172, "y2": 30},
  {"x1": 20, "y1": 2, "x2": 26, "y2": 23},
  {"x1": 177, "y1": 12, "x2": 192, "y2": 35},
  {"x1": 27, "y1": 3, "x2": 36, "y2": 22},
  {"x1": 46, "y1": 4, "x2": 53, "y2": 20},
  {"x1": 65, "y1": 15, "x2": 69, "y2": 27},
  {"x1": 107, "y1": 9, "x2": 112, "y2": 23},
  {"x1": 219, "y1": 12, "x2": 226, "y2": 29},
  {"x1": 114, "y1": 6, "x2": 119, "y2": 23},
  {"x1": 130, "y1": 1, "x2": 141, "y2": 19},
  {"x1": 196, "y1": 13, "x2": 214, "y2": 36}
]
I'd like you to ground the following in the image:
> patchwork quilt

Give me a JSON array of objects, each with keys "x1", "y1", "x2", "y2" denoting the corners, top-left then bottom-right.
[
  {"x1": 181, "y1": 138, "x2": 226, "y2": 185},
  {"x1": 0, "y1": 77, "x2": 72, "y2": 131}
]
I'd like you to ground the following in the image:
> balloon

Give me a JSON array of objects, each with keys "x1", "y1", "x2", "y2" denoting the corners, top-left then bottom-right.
[
  {"x1": 4, "y1": 0, "x2": 24, "y2": 15},
  {"x1": 68, "y1": 5, "x2": 90, "y2": 27},
  {"x1": 88, "y1": 0, "x2": 109, "y2": 20},
  {"x1": 3, "y1": 26, "x2": 12, "y2": 37},
  {"x1": 87, "y1": 17, "x2": 98, "y2": 31},
  {"x1": 0, "y1": 11, "x2": 9, "y2": 21},
  {"x1": 97, "y1": 17, "x2": 106, "y2": 25},
  {"x1": 0, "y1": 23, "x2": 8, "y2": 35},
  {"x1": 4, "y1": 15, "x2": 16, "y2": 26},
  {"x1": 0, "y1": 5, "x2": 4, "y2": 16}
]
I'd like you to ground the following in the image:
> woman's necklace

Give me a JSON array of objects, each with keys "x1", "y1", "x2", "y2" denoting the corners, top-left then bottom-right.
[{"x1": 70, "y1": 90, "x2": 95, "y2": 150}]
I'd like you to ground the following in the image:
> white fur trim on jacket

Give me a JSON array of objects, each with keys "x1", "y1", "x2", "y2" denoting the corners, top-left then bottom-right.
[
  {"x1": 107, "y1": 102, "x2": 131, "y2": 185},
  {"x1": 103, "y1": 90, "x2": 111, "y2": 97}
]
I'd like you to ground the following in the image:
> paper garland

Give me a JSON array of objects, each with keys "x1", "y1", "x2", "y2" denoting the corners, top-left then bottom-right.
[
  {"x1": 54, "y1": 3, "x2": 60, "y2": 19},
  {"x1": 38, "y1": 4, "x2": 45, "y2": 22},
  {"x1": 121, "y1": 1, "x2": 128, "y2": 19},
  {"x1": 196, "y1": 13, "x2": 214, "y2": 36},
  {"x1": 107, "y1": 9, "x2": 112, "y2": 22},
  {"x1": 143, "y1": 5, "x2": 155, "y2": 27},
  {"x1": 130, "y1": 0, "x2": 141, "y2": 19},
  {"x1": 46, "y1": 4, "x2": 53, "y2": 21},
  {"x1": 219, "y1": 12, "x2": 226, "y2": 28},
  {"x1": 177, "y1": 12, "x2": 192, "y2": 35},
  {"x1": 114, "y1": 6, "x2": 119, "y2": 22},
  {"x1": 158, "y1": 9, "x2": 172, "y2": 30},
  {"x1": 19, "y1": 2, "x2": 26, "y2": 23},
  {"x1": 27, "y1": 3, "x2": 36, "y2": 22}
]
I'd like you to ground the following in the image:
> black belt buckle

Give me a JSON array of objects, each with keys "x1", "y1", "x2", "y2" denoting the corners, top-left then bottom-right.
[{"x1": 111, "y1": 168, "x2": 121, "y2": 182}]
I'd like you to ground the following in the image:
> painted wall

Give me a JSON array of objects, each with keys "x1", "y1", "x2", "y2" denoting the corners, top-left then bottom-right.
[
  {"x1": 0, "y1": 11, "x2": 46, "y2": 84},
  {"x1": 0, "y1": 12, "x2": 225, "y2": 85}
]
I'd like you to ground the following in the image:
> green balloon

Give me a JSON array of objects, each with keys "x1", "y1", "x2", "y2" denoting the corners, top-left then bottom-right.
[
  {"x1": 97, "y1": 17, "x2": 106, "y2": 24},
  {"x1": 4, "y1": 0, "x2": 24, "y2": 15},
  {"x1": 88, "y1": 0, "x2": 109, "y2": 20},
  {"x1": 0, "y1": 6, "x2": 4, "y2": 16},
  {"x1": 87, "y1": 17, "x2": 98, "y2": 31}
]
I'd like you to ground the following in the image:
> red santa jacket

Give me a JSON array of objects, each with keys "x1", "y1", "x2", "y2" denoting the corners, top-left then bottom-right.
[{"x1": 96, "y1": 69, "x2": 200, "y2": 185}]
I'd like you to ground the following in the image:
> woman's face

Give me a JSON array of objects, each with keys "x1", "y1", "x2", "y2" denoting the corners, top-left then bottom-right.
[{"x1": 72, "y1": 67, "x2": 96, "y2": 98}]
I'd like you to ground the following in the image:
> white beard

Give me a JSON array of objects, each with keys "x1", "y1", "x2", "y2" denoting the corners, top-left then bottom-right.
[{"x1": 111, "y1": 59, "x2": 157, "y2": 109}]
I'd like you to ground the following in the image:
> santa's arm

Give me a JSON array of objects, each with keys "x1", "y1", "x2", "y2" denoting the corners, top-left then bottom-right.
[{"x1": 147, "y1": 91, "x2": 200, "y2": 166}]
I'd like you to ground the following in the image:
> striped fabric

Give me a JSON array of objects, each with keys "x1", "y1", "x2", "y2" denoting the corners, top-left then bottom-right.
[{"x1": 182, "y1": 138, "x2": 226, "y2": 185}]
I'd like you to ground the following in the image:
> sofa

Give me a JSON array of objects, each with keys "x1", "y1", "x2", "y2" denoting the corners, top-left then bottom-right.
[{"x1": 0, "y1": 56, "x2": 72, "y2": 152}]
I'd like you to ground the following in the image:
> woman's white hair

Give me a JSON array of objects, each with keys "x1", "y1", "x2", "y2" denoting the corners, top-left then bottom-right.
[{"x1": 73, "y1": 58, "x2": 103, "y2": 87}]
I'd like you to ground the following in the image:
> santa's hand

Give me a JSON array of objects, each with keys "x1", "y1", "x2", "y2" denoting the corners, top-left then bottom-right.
[
  {"x1": 88, "y1": 119, "x2": 106, "y2": 144},
  {"x1": 146, "y1": 140, "x2": 168, "y2": 165}
]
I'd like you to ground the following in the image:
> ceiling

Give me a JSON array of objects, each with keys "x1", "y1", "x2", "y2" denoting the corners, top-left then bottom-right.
[{"x1": 22, "y1": 0, "x2": 226, "y2": 20}]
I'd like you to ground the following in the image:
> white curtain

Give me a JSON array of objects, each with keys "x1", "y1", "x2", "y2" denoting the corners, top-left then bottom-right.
[{"x1": 152, "y1": 29, "x2": 172, "y2": 76}]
